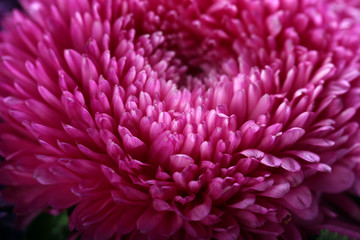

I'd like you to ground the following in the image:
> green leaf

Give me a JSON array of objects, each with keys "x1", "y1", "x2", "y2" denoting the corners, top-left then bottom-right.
[
  {"x1": 24, "y1": 211, "x2": 70, "y2": 240},
  {"x1": 312, "y1": 229, "x2": 350, "y2": 240}
]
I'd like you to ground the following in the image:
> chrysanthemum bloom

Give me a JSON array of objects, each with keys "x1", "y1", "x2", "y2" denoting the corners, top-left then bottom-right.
[{"x1": 1, "y1": 0, "x2": 360, "y2": 239}]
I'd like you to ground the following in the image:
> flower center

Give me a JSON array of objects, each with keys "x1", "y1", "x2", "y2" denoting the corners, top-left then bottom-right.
[{"x1": 139, "y1": 5, "x2": 239, "y2": 91}]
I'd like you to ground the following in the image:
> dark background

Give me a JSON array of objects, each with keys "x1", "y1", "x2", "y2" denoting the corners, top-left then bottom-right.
[{"x1": 0, "y1": 0, "x2": 23, "y2": 238}]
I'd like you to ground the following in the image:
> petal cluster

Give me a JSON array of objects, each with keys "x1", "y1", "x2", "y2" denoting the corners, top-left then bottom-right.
[{"x1": 1, "y1": 0, "x2": 360, "y2": 239}]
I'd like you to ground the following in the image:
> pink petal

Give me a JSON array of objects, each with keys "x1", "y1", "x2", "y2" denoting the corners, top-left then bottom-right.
[
  {"x1": 185, "y1": 196, "x2": 212, "y2": 221},
  {"x1": 170, "y1": 154, "x2": 195, "y2": 170},
  {"x1": 261, "y1": 154, "x2": 282, "y2": 167},
  {"x1": 136, "y1": 207, "x2": 164, "y2": 233},
  {"x1": 280, "y1": 157, "x2": 301, "y2": 172},
  {"x1": 306, "y1": 165, "x2": 355, "y2": 193},
  {"x1": 285, "y1": 150, "x2": 320, "y2": 163},
  {"x1": 277, "y1": 128, "x2": 305, "y2": 149},
  {"x1": 282, "y1": 186, "x2": 312, "y2": 210}
]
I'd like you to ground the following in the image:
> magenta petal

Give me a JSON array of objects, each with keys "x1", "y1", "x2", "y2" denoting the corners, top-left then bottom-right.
[
  {"x1": 116, "y1": 206, "x2": 145, "y2": 234},
  {"x1": 93, "y1": 212, "x2": 119, "y2": 240},
  {"x1": 229, "y1": 194, "x2": 256, "y2": 209},
  {"x1": 282, "y1": 186, "x2": 312, "y2": 210},
  {"x1": 285, "y1": 150, "x2": 320, "y2": 163},
  {"x1": 155, "y1": 212, "x2": 183, "y2": 237},
  {"x1": 119, "y1": 128, "x2": 147, "y2": 157},
  {"x1": 291, "y1": 193, "x2": 319, "y2": 220},
  {"x1": 183, "y1": 220, "x2": 211, "y2": 239},
  {"x1": 280, "y1": 157, "x2": 301, "y2": 172},
  {"x1": 306, "y1": 165, "x2": 355, "y2": 193},
  {"x1": 259, "y1": 178, "x2": 290, "y2": 198},
  {"x1": 185, "y1": 196, "x2": 212, "y2": 221},
  {"x1": 277, "y1": 128, "x2": 305, "y2": 149},
  {"x1": 261, "y1": 154, "x2": 282, "y2": 167},
  {"x1": 213, "y1": 215, "x2": 240, "y2": 240},
  {"x1": 246, "y1": 222, "x2": 284, "y2": 236},
  {"x1": 234, "y1": 210, "x2": 263, "y2": 228},
  {"x1": 136, "y1": 207, "x2": 164, "y2": 233},
  {"x1": 169, "y1": 154, "x2": 195, "y2": 172},
  {"x1": 300, "y1": 138, "x2": 335, "y2": 147},
  {"x1": 281, "y1": 223, "x2": 302, "y2": 240},
  {"x1": 240, "y1": 149, "x2": 265, "y2": 159},
  {"x1": 46, "y1": 184, "x2": 80, "y2": 208},
  {"x1": 34, "y1": 164, "x2": 80, "y2": 184}
]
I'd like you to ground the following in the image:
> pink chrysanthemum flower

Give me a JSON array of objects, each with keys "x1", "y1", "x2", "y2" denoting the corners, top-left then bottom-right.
[{"x1": 1, "y1": 0, "x2": 360, "y2": 239}]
